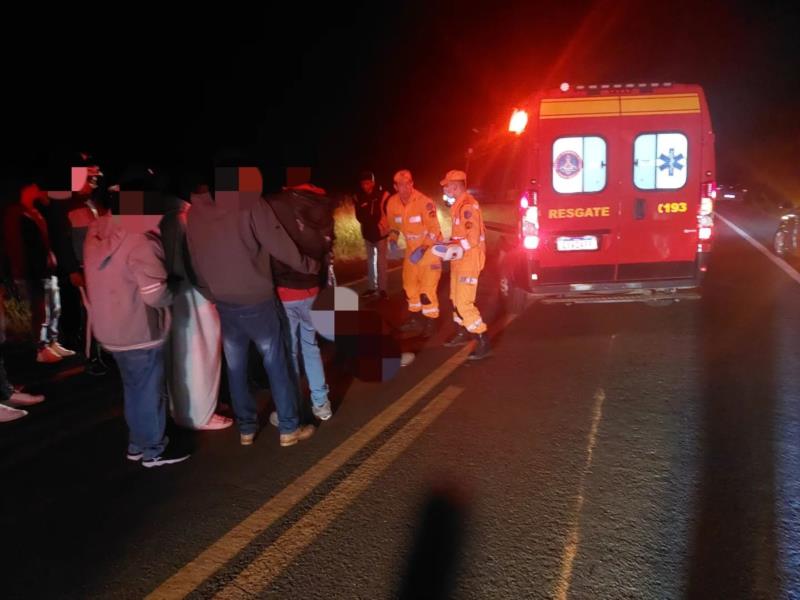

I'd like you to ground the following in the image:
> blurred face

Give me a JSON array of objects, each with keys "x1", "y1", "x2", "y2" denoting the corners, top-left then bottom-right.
[
  {"x1": 393, "y1": 176, "x2": 414, "y2": 199},
  {"x1": 442, "y1": 180, "x2": 465, "y2": 205},
  {"x1": 443, "y1": 181, "x2": 460, "y2": 198},
  {"x1": 21, "y1": 183, "x2": 46, "y2": 207},
  {"x1": 360, "y1": 179, "x2": 375, "y2": 194}
]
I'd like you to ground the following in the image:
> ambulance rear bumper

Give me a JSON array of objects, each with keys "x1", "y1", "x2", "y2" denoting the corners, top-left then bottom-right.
[{"x1": 501, "y1": 250, "x2": 709, "y2": 304}]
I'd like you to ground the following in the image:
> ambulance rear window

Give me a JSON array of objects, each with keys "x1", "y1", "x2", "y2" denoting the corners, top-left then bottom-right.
[
  {"x1": 633, "y1": 133, "x2": 688, "y2": 190},
  {"x1": 552, "y1": 136, "x2": 607, "y2": 194}
]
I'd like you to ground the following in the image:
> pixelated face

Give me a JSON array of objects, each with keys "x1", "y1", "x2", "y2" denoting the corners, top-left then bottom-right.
[
  {"x1": 360, "y1": 179, "x2": 375, "y2": 194},
  {"x1": 71, "y1": 165, "x2": 102, "y2": 196},
  {"x1": 114, "y1": 188, "x2": 164, "y2": 233},
  {"x1": 213, "y1": 166, "x2": 263, "y2": 194},
  {"x1": 309, "y1": 286, "x2": 404, "y2": 383},
  {"x1": 210, "y1": 166, "x2": 264, "y2": 208}
]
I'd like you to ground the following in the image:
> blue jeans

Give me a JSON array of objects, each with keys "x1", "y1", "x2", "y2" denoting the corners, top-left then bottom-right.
[
  {"x1": 216, "y1": 298, "x2": 299, "y2": 434},
  {"x1": 365, "y1": 238, "x2": 388, "y2": 292},
  {"x1": 283, "y1": 295, "x2": 329, "y2": 407},
  {"x1": 113, "y1": 346, "x2": 167, "y2": 460}
]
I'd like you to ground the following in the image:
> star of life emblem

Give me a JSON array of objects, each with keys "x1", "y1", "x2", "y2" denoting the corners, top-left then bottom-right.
[{"x1": 658, "y1": 148, "x2": 685, "y2": 177}]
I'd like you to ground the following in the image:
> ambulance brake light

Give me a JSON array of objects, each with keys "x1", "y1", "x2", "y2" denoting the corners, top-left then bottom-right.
[
  {"x1": 509, "y1": 109, "x2": 528, "y2": 135},
  {"x1": 520, "y1": 195, "x2": 529, "y2": 209}
]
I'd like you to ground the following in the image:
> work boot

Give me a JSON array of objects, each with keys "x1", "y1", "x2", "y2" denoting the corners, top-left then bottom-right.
[
  {"x1": 444, "y1": 327, "x2": 471, "y2": 347},
  {"x1": 280, "y1": 424, "x2": 316, "y2": 447},
  {"x1": 420, "y1": 317, "x2": 438, "y2": 338},
  {"x1": 468, "y1": 333, "x2": 491, "y2": 360},
  {"x1": 398, "y1": 312, "x2": 424, "y2": 333}
]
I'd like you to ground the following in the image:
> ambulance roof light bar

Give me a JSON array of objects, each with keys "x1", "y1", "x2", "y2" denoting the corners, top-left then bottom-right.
[{"x1": 569, "y1": 82, "x2": 674, "y2": 92}]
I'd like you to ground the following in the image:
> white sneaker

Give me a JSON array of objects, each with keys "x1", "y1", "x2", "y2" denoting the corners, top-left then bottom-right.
[
  {"x1": 49, "y1": 342, "x2": 76, "y2": 358},
  {"x1": 7, "y1": 392, "x2": 45, "y2": 407},
  {"x1": 400, "y1": 352, "x2": 415, "y2": 367},
  {"x1": 36, "y1": 346, "x2": 62, "y2": 364},
  {"x1": 0, "y1": 404, "x2": 28, "y2": 423},
  {"x1": 311, "y1": 400, "x2": 333, "y2": 421}
]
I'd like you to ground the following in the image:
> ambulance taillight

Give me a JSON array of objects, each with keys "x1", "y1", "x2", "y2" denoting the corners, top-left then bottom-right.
[
  {"x1": 698, "y1": 181, "x2": 715, "y2": 242},
  {"x1": 520, "y1": 191, "x2": 539, "y2": 250}
]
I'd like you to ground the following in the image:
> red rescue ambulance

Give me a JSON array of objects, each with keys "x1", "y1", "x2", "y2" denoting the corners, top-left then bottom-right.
[{"x1": 473, "y1": 82, "x2": 716, "y2": 307}]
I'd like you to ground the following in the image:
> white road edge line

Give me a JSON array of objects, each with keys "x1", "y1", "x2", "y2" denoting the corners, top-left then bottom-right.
[
  {"x1": 554, "y1": 388, "x2": 607, "y2": 600},
  {"x1": 717, "y1": 214, "x2": 800, "y2": 286}
]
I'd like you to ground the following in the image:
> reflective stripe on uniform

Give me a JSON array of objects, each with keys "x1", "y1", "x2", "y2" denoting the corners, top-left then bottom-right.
[
  {"x1": 466, "y1": 318, "x2": 484, "y2": 332},
  {"x1": 406, "y1": 233, "x2": 422, "y2": 240},
  {"x1": 460, "y1": 239, "x2": 471, "y2": 250},
  {"x1": 458, "y1": 276, "x2": 478, "y2": 285},
  {"x1": 408, "y1": 215, "x2": 422, "y2": 223},
  {"x1": 454, "y1": 218, "x2": 461, "y2": 225},
  {"x1": 422, "y1": 307, "x2": 439, "y2": 315},
  {"x1": 453, "y1": 314, "x2": 463, "y2": 324},
  {"x1": 408, "y1": 302, "x2": 422, "y2": 308},
  {"x1": 140, "y1": 282, "x2": 165, "y2": 295}
]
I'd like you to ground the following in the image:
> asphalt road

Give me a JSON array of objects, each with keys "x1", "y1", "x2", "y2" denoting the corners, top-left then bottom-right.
[{"x1": 1, "y1": 201, "x2": 799, "y2": 599}]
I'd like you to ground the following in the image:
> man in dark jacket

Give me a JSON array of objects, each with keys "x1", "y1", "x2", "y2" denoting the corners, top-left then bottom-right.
[
  {"x1": 354, "y1": 170, "x2": 389, "y2": 299},
  {"x1": 186, "y1": 166, "x2": 319, "y2": 447},
  {"x1": 268, "y1": 183, "x2": 334, "y2": 424}
]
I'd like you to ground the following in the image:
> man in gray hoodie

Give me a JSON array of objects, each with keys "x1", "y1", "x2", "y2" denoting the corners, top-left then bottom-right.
[
  {"x1": 83, "y1": 209, "x2": 189, "y2": 468},
  {"x1": 185, "y1": 166, "x2": 319, "y2": 447}
]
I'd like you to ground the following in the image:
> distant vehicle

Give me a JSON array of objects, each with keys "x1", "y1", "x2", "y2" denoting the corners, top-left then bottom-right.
[
  {"x1": 773, "y1": 212, "x2": 800, "y2": 258},
  {"x1": 717, "y1": 183, "x2": 748, "y2": 201}
]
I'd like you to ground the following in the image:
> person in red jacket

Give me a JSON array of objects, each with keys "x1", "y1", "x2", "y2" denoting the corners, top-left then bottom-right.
[{"x1": 3, "y1": 180, "x2": 76, "y2": 363}]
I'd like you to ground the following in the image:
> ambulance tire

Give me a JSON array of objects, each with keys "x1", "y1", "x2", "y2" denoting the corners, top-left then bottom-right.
[
  {"x1": 498, "y1": 244, "x2": 526, "y2": 315},
  {"x1": 505, "y1": 284, "x2": 529, "y2": 315}
]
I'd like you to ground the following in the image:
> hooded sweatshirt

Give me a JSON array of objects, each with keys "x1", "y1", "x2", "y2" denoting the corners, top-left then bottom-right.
[
  {"x1": 267, "y1": 184, "x2": 334, "y2": 298},
  {"x1": 83, "y1": 214, "x2": 172, "y2": 352},
  {"x1": 185, "y1": 191, "x2": 319, "y2": 306}
]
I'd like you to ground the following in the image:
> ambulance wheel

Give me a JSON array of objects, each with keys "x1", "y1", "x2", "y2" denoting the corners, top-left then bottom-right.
[{"x1": 504, "y1": 284, "x2": 529, "y2": 315}]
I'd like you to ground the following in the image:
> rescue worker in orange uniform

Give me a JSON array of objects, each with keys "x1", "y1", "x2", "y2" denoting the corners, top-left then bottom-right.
[
  {"x1": 437, "y1": 170, "x2": 490, "y2": 360},
  {"x1": 385, "y1": 169, "x2": 442, "y2": 337}
]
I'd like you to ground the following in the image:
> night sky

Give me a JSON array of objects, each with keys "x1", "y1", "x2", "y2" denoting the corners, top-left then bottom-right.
[{"x1": 3, "y1": 0, "x2": 799, "y2": 194}]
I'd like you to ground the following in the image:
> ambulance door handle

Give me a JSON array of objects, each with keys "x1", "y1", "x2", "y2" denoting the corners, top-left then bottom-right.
[{"x1": 634, "y1": 198, "x2": 646, "y2": 220}]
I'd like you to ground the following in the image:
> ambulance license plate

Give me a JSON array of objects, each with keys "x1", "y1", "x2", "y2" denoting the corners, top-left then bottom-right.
[{"x1": 556, "y1": 236, "x2": 599, "y2": 252}]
